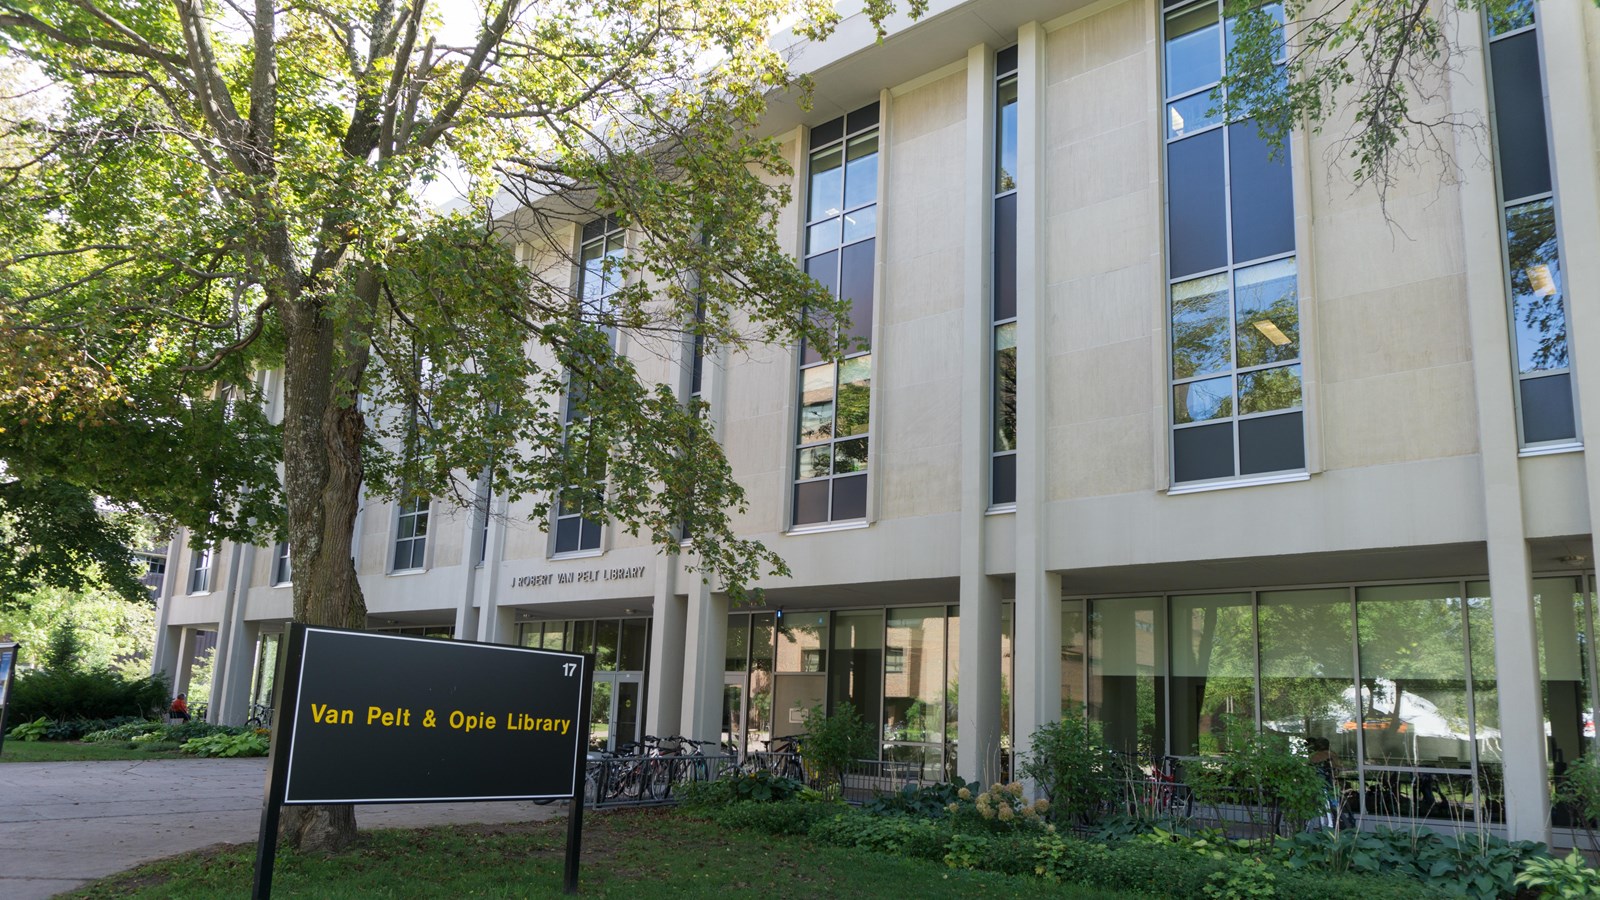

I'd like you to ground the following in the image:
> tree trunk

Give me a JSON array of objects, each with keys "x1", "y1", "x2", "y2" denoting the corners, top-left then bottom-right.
[{"x1": 276, "y1": 274, "x2": 375, "y2": 852}]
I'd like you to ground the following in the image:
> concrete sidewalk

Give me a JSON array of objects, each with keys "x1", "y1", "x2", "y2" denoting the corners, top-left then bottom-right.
[{"x1": 0, "y1": 758, "x2": 564, "y2": 899}]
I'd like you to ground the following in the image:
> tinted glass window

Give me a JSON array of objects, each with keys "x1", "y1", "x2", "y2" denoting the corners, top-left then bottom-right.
[
  {"x1": 1228, "y1": 122, "x2": 1295, "y2": 262},
  {"x1": 794, "y1": 481, "x2": 829, "y2": 525},
  {"x1": 841, "y1": 240, "x2": 875, "y2": 348},
  {"x1": 994, "y1": 193, "x2": 1018, "y2": 319},
  {"x1": 1521, "y1": 374, "x2": 1576, "y2": 444},
  {"x1": 1490, "y1": 32, "x2": 1552, "y2": 201},
  {"x1": 1175, "y1": 421, "x2": 1233, "y2": 484},
  {"x1": 1239, "y1": 411, "x2": 1304, "y2": 474},
  {"x1": 1167, "y1": 130, "x2": 1228, "y2": 278},
  {"x1": 831, "y1": 474, "x2": 868, "y2": 520},
  {"x1": 992, "y1": 453, "x2": 1017, "y2": 505}
]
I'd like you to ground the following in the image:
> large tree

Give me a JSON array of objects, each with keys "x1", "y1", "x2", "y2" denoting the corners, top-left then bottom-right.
[{"x1": 0, "y1": 0, "x2": 918, "y2": 849}]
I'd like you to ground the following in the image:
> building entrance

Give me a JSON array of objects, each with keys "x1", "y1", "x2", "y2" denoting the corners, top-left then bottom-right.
[{"x1": 590, "y1": 671, "x2": 642, "y2": 752}]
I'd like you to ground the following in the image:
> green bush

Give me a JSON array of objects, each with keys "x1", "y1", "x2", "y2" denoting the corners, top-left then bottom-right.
[
  {"x1": 1516, "y1": 849, "x2": 1600, "y2": 898},
  {"x1": 801, "y1": 702, "x2": 875, "y2": 788},
  {"x1": 808, "y1": 810, "x2": 950, "y2": 861},
  {"x1": 1278, "y1": 825, "x2": 1544, "y2": 899},
  {"x1": 8, "y1": 667, "x2": 169, "y2": 724},
  {"x1": 7, "y1": 716, "x2": 51, "y2": 741},
  {"x1": 946, "y1": 781, "x2": 1051, "y2": 834},
  {"x1": 1185, "y1": 724, "x2": 1327, "y2": 835},
  {"x1": 1017, "y1": 711, "x2": 1119, "y2": 825},
  {"x1": 180, "y1": 731, "x2": 269, "y2": 757},
  {"x1": 863, "y1": 776, "x2": 973, "y2": 818},
  {"x1": 42, "y1": 716, "x2": 146, "y2": 741}
]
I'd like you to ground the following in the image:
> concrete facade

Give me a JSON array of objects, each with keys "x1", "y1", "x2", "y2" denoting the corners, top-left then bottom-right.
[{"x1": 152, "y1": 0, "x2": 1600, "y2": 843}]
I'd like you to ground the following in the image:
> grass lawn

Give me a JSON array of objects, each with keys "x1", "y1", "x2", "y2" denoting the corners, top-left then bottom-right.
[
  {"x1": 69, "y1": 806, "x2": 1155, "y2": 899},
  {"x1": 0, "y1": 740, "x2": 189, "y2": 762}
]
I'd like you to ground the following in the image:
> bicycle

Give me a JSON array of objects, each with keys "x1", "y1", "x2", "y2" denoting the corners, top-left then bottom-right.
[{"x1": 245, "y1": 702, "x2": 274, "y2": 729}]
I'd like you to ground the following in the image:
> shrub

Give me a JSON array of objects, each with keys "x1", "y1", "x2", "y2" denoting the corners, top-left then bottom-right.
[
  {"x1": 180, "y1": 731, "x2": 269, "y2": 757},
  {"x1": 807, "y1": 810, "x2": 950, "y2": 861},
  {"x1": 1185, "y1": 724, "x2": 1327, "y2": 836},
  {"x1": 1517, "y1": 849, "x2": 1600, "y2": 899},
  {"x1": 1018, "y1": 711, "x2": 1119, "y2": 825},
  {"x1": 7, "y1": 716, "x2": 51, "y2": 741},
  {"x1": 42, "y1": 716, "x2": 146, "y2": 741},
  {"x1": 801, "y1": 702, "x2": 875, "y2": 788},
  {"x1": 864, "y1": 776, "x2": 973, "y2": 818},
  {"x1": 947, "y1": 781, "x2": 1050, "y2": 834},
  {"x1": 8, "y1": 667, "x2": 169, "y2": 724},
  {"x1": 1279, "y1": 825, "x2": 1545, "y2": 899}
]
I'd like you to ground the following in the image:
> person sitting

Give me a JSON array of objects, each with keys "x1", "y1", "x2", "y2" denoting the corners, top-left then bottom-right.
[{"x1": 169, "y1": 693, "x2": 191, "y2": 723}]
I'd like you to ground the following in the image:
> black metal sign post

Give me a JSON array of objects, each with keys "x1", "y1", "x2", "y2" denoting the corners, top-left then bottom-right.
[
  {"x1": 251, "y1": 624, "x2": 303, "y2": 900},
  {"x1": 0, "y1": 640, "x2": 20, "y2": 757},
  {"x1": 251, "y1": 623, "x2": 593, "y2": 899}
]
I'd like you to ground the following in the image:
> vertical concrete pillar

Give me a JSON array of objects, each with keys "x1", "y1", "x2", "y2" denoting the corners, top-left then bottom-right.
[
  {"x1": 1450, "y1": 14, "x2": 1550, "y2": 841},
  {"x1": 208, "y1": 541, "x2": 254, "y2": 724},
  {"x1": 171, "y1": 628, "x2": 195, "y2": 697},
  {"x1": 646, "y1": 565, "x2": 687, "y2": 739},
  {"x1": 455, "y1": 467, "x2": 492, "y2": 641},
  {"x1": 1541, "y1": 2, "x2": 1600, "y2": 535},
  {"x1": 1010, "y1": 21, "x2": 1062, "y2": 766},
  {"x1": 214, "y1": 620, "x2": 258, "y2": 726},
  {"x1": 958, "y1": 40, "x2": 1003, "y2": 785},
  {"x1": 680, "y1": 584, "x2": 728, "y2": 744},
  {"x1": 150, "y1": 536, "x2": 182, "y2": 683},
  {"x1": 476, "y1": 492, "x2": 513, "y2": 645}
]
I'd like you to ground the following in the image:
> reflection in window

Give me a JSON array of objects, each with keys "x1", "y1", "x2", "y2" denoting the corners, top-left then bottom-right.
[
  {"x1": 1089, "y1": 598, "x2": 1167, "y2": 758},
  {"x1": 884, "y1": 607, "x2": 946, "y2": 779},
  {"x1": 1165, "y1": 0, "x2": 1303, "y2": 483},
  {"x1": 797, "y1": 104, "x2": 878, "y2": 525},
  {"x1": 831, "y1": 610, "x2": 884, "y2": 729},
  {"x1": 1530, "y1": 577, "x2": 1595, "y2": 827},
  {"x1": 1170, "y1": 594, "x2": 1254, "y2": 755}
]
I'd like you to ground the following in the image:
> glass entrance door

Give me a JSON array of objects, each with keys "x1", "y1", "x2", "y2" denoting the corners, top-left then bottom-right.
[
  {"x1": 723, "y1": 677, "x2": 746, "y2": 756},
  {"x1": 590, "y1": 672, "x2": 643, "y2": 752}
]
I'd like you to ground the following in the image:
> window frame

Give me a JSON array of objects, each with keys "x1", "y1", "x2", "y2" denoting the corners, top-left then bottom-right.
[
  {"x1": 792, "y1": 104, "x2": 881, "y2": 530},
  {"x1": 553, "y1": 216, "x2": 625, "y2": 556},
  {"x1": 1162, "y1": 0, "x2": 1306, "y2": 488},
  {"x1": 391, "y1": 495, "x2": 430, "y2": 573},
  {"x1": 272, "y1": 541, "x2": 292, "y2": 586},
  {"x1": 187, "y1": 545, "x2": 213, "y2": 595}
]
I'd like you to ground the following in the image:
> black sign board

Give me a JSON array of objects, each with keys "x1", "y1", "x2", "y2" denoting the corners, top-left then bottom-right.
[
  {"x1": 0, "y1": 641, "x2": 18, "y2": 756},
  {"x1": 253, "y1": 624, "x2": 594, "y2": 898}
]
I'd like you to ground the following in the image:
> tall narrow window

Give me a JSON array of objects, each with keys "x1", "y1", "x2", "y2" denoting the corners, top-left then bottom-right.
[
  {"x1": 187, "y1": 545, "x2": 212, "y2": 594},
  {"x1": 1487, "y1": 3, "x2": 1576, "y2": 446},
  {"x1": 557, "y1": 217, "x2": 623, "y2": 553},
  {"x1": 794, "y1": 103, "x2": 879, "y2": 526},
  {"x1": 392, "y1": 496, "x2": 429, "y2": 570},
  {"x1": 1164, "y1": 0, "x2": 1304, "y2": 484},
  {"x1": 992, "y1": 47, "x2": 1019, "y2": 506},
  {"x1": 273, "y1": 541, "x2": 292, "y2": 585}
]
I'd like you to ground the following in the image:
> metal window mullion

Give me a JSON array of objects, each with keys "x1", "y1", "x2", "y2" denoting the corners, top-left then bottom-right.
[{"x1": 1167, "y1": 263, "x2": 1232, "y2": 286}]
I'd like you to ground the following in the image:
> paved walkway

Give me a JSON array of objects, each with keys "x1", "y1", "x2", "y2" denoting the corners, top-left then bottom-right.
[{"x1": 0, "y1": 758, "x2": 565, "y2": 899}]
